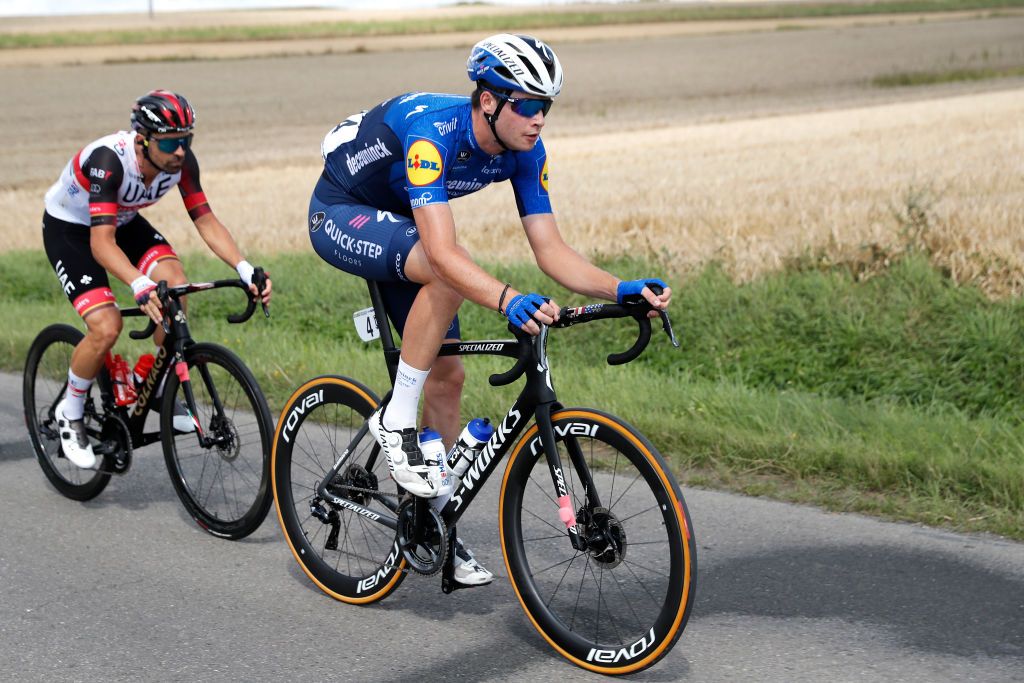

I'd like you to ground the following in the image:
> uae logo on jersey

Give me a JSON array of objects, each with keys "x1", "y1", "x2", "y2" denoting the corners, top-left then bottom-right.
[
  {"x1": 310, "y1": 211, "x2": 326, "y2": 233},
  {"x1": 406, "y1": 140, "x2": 443, "y2": 186}
]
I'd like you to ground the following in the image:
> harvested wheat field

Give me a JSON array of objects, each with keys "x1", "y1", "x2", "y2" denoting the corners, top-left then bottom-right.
[{"x1": 2, "y1": 12, "x2": 1022, "y2": 292}]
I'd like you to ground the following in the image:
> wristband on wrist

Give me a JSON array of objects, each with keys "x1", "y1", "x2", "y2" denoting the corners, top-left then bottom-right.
[
  {"x1": 497, "y1": 283, "x2": 512, "y2": 315},
  {"x1": 131, "y1": 275, "x2": 157, "y2": 307},
  {"x1": 130, "y1": 275, "x2": 156, "y2": 297},
  {"x1": 236, "y1": 260, "x2": 255, "y2": 286}
]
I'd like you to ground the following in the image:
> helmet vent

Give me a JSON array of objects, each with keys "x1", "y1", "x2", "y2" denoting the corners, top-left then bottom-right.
[{"x1": 520, "y1": 58, "x2": 541, "y2": 83}]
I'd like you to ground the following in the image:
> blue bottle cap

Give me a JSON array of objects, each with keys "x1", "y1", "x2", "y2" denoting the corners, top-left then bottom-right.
[
  {"x1": 419, "y1": 427, "x2": 442, "y2": 444},
  {"x1": 467, "y1": 418, "x2": 494, "y2": 441}
]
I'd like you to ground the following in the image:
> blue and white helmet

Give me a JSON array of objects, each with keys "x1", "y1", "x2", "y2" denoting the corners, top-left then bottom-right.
[{"x1": 467, "y1": 33, "x2": 563, "y2": 98}]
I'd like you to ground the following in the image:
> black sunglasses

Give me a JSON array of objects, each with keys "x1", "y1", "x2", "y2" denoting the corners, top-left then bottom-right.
[{"x1": 152, "y1": 134, "x2": 193, "y2": 153}]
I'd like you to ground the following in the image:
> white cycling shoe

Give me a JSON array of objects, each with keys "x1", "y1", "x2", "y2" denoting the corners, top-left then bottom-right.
[
  {"x1": 368, "y1": 406, "x2": 436, "y2": 498},
  {"x1": 170, "y1": 400, "x2": 196, "y2": 433},
  {"x1": 55, "y1": 399, "x2": 97, "y2": 469},
  {"x1": 453, "y1": 539, "x2": 493, "y2": 586},
  {"x1": 154, "y1": 398, "x2": 196, "y2": 433}
]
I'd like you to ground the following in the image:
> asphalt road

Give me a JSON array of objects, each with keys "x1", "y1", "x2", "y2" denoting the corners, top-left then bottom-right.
[{"x1": 1, "y1": 369, "x2": 1022, "y2": 682}]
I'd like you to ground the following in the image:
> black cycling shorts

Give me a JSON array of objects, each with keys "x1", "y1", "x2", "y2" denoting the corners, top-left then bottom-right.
[{"x1": 42, "y1": 211, "x2": 179, "y2": 318}]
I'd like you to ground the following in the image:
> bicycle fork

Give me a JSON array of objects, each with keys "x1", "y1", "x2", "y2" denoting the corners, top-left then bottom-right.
[
  {"x1": 164, "y1": 300, "x2": 208, "y2": 445},
  {"x1": 534, "y1": 406, "x2": 592, "y2": 552}
]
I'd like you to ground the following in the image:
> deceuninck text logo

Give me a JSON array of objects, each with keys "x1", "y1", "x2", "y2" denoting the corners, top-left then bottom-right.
[{"x1": 406, "y1": 140, "x2": 443, "y2": 186}]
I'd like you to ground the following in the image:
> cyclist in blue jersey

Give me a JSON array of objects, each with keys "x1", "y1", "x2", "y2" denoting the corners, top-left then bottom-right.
[{"x1": 309, "y1": 34, "x2": 671, "y2": 585}]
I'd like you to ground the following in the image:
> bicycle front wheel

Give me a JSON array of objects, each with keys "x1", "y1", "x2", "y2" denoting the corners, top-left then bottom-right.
[
  {"x1": 500, "y1": 408, "x2": 697, "y2": 675},
  {"x1": 272, "y1": 376, "x2": 406, "y2": 604},
  {"x1": 23, "y1": 324, "x2": 112, "y2": 501},
  {"x1": 161, "y1": 342, "x2": 273, "y2": 540}
]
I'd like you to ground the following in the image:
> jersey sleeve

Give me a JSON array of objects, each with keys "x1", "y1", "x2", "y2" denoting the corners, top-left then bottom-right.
[
  {"x1": 82, "y1": 146, "x2": 123, "y2": 228},
  {"x1": 511, "y1": 138, "x2": 553, "y2": 217},
  {"x1": 403, "y1": 116, "x2": 457, "y2": 210},
  {"x1": 178, "y1": 149, "x2": 212, "y2": 220}
]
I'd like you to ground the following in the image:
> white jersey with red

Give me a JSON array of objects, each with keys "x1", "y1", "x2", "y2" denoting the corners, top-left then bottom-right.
[{"x1": 43, "y1": 130, "x2": 210, "y2": 228}]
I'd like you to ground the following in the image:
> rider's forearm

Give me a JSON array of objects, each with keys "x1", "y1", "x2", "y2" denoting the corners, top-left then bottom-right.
[
  {"x1": 194, "y1": 212, "x2": 245, "y2": 269},
  {"x1": 90, "y1": 228, "x2": 147, "y2": 286},
  {"x1": 431, "y1": 245, "x2": 512, "y2": 312},
  {"x1": 522, "y1": 213, "x2": 618, "y2": 301},
  {"x1": 535, "y1": 243, "x2": 618, "y2": 301}
]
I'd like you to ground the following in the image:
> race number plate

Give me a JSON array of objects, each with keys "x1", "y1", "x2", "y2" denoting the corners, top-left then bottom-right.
[{"x1": 353, "y1": 306, "x2": 380, "y2": 342}]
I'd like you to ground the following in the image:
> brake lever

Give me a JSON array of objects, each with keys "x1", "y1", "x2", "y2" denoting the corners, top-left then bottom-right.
[
  {"x1": 660, "y1": 309, "x2": 680, "y2": 348},
  {"x1": 253, "y1": 267, "x2": 270, "y2": 318},
  {"x1": 157, "y1": 280, "x2": 171, "y2": 335}
]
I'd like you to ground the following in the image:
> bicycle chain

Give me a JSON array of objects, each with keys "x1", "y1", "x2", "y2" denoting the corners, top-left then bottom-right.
[{"x1": 320, "y1": 484, "x2": 449, "y2": 577}]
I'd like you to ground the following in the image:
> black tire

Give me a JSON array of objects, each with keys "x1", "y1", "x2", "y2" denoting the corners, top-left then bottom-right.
[
  {"x1": 272, "y1": 376, "x2": 406, "y2": 604},
  {"x1": 161, "y1": 342, "x2": 273, "y2": 540},
  {"x1": 23, "y1": 324, "x2": 112, "y2": 501},
  {"x1": 500, "y1": 408, "x2": 697, "y2": 675}
]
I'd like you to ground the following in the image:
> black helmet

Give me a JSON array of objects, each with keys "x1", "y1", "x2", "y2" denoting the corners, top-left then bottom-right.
[{"x1": 130, "y1": 90, "x2": 196, "y2": 134}]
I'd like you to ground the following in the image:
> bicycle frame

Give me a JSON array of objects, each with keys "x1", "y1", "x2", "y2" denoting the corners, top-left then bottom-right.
[
  {"x1": 88, "y1": 278, "x2": 261, "y2": 455},
  {"x1": 311, "y1": 282, "x2": 664, "y2": 551}
]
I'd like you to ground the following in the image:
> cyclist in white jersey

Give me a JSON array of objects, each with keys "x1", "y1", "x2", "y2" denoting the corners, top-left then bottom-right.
[{"x1": 42, "y1": 90, "x2": 272, "y2": 469}]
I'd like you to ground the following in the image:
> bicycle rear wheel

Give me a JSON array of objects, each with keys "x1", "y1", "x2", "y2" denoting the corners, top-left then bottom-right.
[
  {"x1": 272, "y1": 376, "x2": 406, "y2": 604},
  {"x1": 23, "y1": 324, "x2": 112, "y2": 501},
  {"x1": 161, "y1": 342, "x2": 273, "y2": 540},
  {"x1": 500, "y1": 408, "x2": 697, "y2": 675}
]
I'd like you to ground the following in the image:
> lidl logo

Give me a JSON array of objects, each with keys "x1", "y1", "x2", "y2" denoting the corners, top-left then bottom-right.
[
  {"x1": 540, "y1": 158, "x2": 549, "y2": 193},
  {"x1": 406, "y1": 140, "x2": 443, "y2": 186}
]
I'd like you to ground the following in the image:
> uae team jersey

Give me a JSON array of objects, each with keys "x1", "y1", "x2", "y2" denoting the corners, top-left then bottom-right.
[
  {"x1": 316, "y1": 93, "x2": 552, "y2": 217},
  {"x1": 43, "y1": 130, "x2": 210, "y2": 228}
]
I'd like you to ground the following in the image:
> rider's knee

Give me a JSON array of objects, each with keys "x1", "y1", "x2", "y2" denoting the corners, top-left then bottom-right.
[
  {"x1": 85, "y1": 311, "x2": 123, "y2": 350},
  {"x1": 153, "y1": 259, "x2": 186, "y2": 287}
]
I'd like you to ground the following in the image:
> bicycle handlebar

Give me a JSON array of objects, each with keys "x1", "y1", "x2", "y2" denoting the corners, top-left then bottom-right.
[
  {"x1": 127, "y1": 270, "x2": 269, "y2": 340},
  {"x1": 488, "y1": 287, "x2": 679, "y2": 386}
]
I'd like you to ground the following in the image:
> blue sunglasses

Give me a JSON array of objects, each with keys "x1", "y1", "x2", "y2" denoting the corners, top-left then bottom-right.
[
  {"x1": 488, "y1": 89, "x2": 553, "y2": 118},
  {"x1": 153, "y1": 134, "x2": 193, "y2": 153}
]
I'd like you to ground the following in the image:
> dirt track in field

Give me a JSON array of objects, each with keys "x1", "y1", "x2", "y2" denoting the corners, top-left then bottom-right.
[{"x1": 2, "y1": 11, "x2": 1023, "y2": 278}]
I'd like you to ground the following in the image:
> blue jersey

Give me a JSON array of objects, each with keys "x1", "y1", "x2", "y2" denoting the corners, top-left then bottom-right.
[{"x1": 316, "y1": 92, "x2": 552, "y2": 218}]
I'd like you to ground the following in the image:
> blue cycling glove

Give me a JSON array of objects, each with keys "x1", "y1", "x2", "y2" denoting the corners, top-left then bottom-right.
[
  {"x1": 616, "y1": 278, "x2": 668, "y2": 304},
  {"x1": 504, "y1": 293, "x2": 548, "y2": 327}
]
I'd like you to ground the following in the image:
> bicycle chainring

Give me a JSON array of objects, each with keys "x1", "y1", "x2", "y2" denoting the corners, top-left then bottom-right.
[
  {"x1": 95, "y1": 411, "x2": 132, "y2": 474},
  {"x1": 396, "y1": 498, "x2": 448, "y2": 576}
]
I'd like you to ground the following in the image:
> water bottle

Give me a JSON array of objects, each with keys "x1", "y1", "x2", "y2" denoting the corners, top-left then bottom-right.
[
  {"x1": 419, "y1": 427, "x2": 453, "y2": 499},
  {"x1": 106, "y1": 354, "x2": 137, "y2": 407},
  {"x1": 446, "y1": 418, "x2": 494, "y2": 483},
  {"x1": 133, "y1": 353, "x2": 155, "y2": 388}
]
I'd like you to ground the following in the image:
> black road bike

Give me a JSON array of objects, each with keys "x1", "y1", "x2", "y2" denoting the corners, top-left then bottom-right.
[
  {"x1": 24, "y1": 275, "x2": 274, "y2": 540},
  {"x1": 272, "y1": 282, "x2": 696, "y2": 675}
]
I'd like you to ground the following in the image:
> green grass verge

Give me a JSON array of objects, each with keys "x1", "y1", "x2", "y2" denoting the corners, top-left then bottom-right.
[
  {"x1": 873, "y1": 64, "x2": 1024, "y2": 86},
  {"x1": 2, "y1": 249, "x2": 1021, "y2": 538},
  {"x1": 3, "y1": 0, "x2": 1023, "y2": 50}
]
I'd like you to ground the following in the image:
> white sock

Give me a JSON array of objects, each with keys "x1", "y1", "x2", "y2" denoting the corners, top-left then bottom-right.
[
  {"x1": 64, "y1": 369, "x2": 93, "y2": 420},
  {"x1": 383, "y1": 359, "x2": 429, "y2": 431}
]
